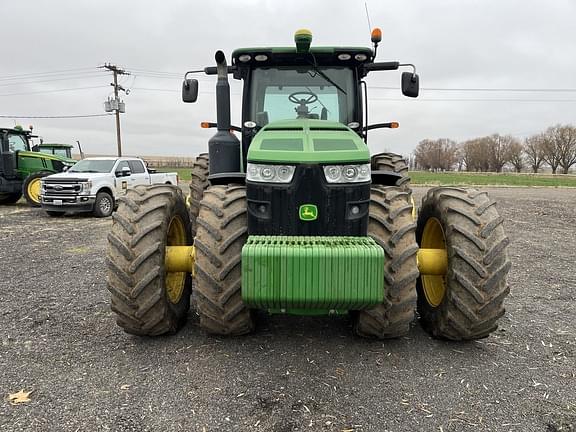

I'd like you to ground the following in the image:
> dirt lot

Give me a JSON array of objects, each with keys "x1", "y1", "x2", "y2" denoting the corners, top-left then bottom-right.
[{"x1": 0, "y1": 187, "x2": 574, "y2": 432}]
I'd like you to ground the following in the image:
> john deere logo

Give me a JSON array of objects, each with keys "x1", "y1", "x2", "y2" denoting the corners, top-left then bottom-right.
[{"x1": 299, "y1": 204, "x2": 318, "y2": 221}]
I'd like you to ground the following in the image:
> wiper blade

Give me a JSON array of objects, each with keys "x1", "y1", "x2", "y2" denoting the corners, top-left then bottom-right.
[{"x1": 309, "y1": 64, "x2": 347, "y2": 95}]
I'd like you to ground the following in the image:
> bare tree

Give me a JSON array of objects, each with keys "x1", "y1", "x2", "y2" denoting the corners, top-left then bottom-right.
[
  {"x1": 524, "y1": 134, "x2": 546, "y2": 173},
  {"x1": 414, "y1": 138, "x2": 458, "y2": 170},
  {"x1": 461, "y1": 138, "x2": 490, "y2": 172},
  {"x1": 487, "y1": 134, "x2": 516, "y2": 172},
  {"x1": 506, "y1": 139, "x2": 524, "y2": 173},
  {"x1": 541, "y1": 127, "x2": 562, "y2": 174},
  {"x1": 549, "y1": 125, "x2": 576, "y2": 174}
]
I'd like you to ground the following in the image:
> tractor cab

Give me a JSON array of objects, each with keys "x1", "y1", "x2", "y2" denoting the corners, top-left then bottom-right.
[
  {"x1": 183, "y1": 29, "x2": 418, "y2": 174},
  {"x1": 35, "y1": 143, "x2": 74, "y2": 159}
]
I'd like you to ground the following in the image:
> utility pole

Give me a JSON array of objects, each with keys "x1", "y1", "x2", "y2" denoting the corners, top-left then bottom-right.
[{"x1": 100, "y1": 64, "x2": 130, "y2": 156}]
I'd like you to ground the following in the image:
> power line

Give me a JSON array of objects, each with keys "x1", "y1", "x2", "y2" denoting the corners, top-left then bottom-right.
[
  {"x1": 0, "y1": 67, "x2": 96, "y2": 81},
  {"x1": 0, "y1": 113, "x2": 113, "y2": 119},
  {"x1": 370, "y1": 97, "x2": 576, "y2": 102},
  {"x1": 0, "y1": 73, "x2": 106, "y2": 88},
  {"x1": 371, "y1": 85, "x2": 576, "y2": 93},
  {"x1": 0, "y1": 85, "x2": 108, "y2": 97}
]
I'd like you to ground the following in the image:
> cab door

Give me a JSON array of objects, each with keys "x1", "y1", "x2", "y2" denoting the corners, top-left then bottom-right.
[
  {"x1": 128, "y1": 160, "x2": 150, "y2": 186},
  {"x1": 114, "y1": 160, "x2": 132, "y2": 195}
]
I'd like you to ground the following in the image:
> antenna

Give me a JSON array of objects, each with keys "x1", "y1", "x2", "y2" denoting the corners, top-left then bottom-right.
[{"x1": 364, "y1": 2, "x2": 372, "y2": 35}]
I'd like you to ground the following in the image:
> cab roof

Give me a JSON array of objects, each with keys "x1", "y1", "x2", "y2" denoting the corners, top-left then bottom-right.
[{"x1": 38, "y1": 143, "x2": 73, "y2": 149}]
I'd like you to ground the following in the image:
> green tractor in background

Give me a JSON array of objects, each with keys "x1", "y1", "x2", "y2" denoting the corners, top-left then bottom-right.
[
  {"x1": 36, "y1": 142, "x2": 75, "y2": 159},
  {"x1": 106, "y1": 29, "x2": 510, "y2": 340},
  {"x1": 0, "y1": 127, "x2": 76, "y2": 206}
]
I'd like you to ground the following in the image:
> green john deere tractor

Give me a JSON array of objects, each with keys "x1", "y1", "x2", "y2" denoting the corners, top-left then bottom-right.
[
  {"x1": 0, "y1": 127, "x2": 76, "y2": 206},
  {"x1": 106, "y1": 29, "x2": 510, "y2": 340}
]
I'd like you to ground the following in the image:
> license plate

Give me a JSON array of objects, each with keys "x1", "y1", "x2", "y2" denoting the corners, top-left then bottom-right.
[{"x1": 53, "y1": 199, "x2": 63, "y2": 206}]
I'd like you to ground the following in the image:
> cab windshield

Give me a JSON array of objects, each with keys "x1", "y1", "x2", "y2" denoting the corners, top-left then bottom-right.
[
  {"x1": 69, "y1": 159, "x2": 115, "y2": 173},
  {"x1": 52, "y1": 148, "x2": 71, "y2": 158},
  {"x1": 248, "y1": 66, "x2": 356, "y2": 127},
  {"x1": 8, "y1": 134, "x2": 28, "y2": 152}
]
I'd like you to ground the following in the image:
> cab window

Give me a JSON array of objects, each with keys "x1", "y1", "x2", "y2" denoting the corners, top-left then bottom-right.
[
  {"x1": 128, "y1": 160, "x2": 145, "y2": 174},
  {"x1": 8, "y1": 134, "x2": 27, "y2": 152}
]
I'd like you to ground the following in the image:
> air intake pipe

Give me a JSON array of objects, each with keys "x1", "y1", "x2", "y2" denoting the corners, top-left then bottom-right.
[{"x1": 208, "y1": 50, "x2": 241, "y2": 178}]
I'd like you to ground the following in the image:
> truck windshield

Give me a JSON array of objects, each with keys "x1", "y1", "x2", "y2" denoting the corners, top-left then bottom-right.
[
  {"x1": 69, "y1": 159, "x2": 115, "y2": 173},
  {"x1": 248, "y1": 66, "x2": 356, "y2": 126}
]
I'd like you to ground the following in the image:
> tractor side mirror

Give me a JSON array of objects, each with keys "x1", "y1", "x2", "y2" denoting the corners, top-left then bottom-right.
[
  {"x1": 401, "y1": 72, "x2": 419, "y2": 98},
  {"x1": 182, "y1": 79, "x2": 199, "y2": 103}
]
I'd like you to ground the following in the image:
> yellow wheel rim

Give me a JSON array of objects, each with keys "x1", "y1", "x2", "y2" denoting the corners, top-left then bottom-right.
[
  {"x1": 421, "y1": 217, "x2": 447, "y2": 307},
  {"x1": 27, "y1": 178, "x2": 42, "y2": 204},
  {"x1": 165, "y1": 216, "x2": 187, "y2": 304}
]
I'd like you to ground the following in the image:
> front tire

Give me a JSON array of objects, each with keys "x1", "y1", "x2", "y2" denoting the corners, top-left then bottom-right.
[
  {"x1": 23, "y1": 172, "x2": 49, "y2": 207},
  {"x1": 416, "y1": 187, "x2": 511, "y2": 340},
  {"x1": 353, "y1": 186, "x2": 419, "y2": 339},
  {"x1": 194, "y1": 185, "x2": 254, "y2": 335},
  {"x1": 106, "y1": 185, "x2": 192, "y2": 335},
  {"x1": 0, "y1": 192, "x2": 22, "y2": 204},
  {"x1": 93, "y1": 191, "x2": 114, "y2": 217}
]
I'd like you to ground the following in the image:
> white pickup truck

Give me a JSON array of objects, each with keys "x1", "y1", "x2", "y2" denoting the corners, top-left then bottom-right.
[{"x1": 40, "y1": 157, "x2": 178, "y2": 217}]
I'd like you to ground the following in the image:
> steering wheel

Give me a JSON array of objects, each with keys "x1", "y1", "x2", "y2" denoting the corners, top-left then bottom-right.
[{"x1": 288, "y1": 91, "x2": 318, "y2": 105}]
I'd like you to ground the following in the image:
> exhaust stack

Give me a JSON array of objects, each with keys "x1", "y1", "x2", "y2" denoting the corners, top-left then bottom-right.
[{"x1": 208, "y1": 50, "x2": 241, "y2": 178}]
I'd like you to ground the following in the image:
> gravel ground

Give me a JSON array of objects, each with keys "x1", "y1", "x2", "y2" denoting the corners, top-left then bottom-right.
[{"x1": 0, "y1": 187, "x2": 574, "y2": 432}]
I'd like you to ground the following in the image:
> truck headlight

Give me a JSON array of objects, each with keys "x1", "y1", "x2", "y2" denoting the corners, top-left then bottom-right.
[
  {"x1": 246, "y1": 163, "x2": 295, "y2": 183},
  {"x1": 323, "y1": 164, "x2": 371, "y2": 183},
  {"x1": 79, "y1": 181, "x2": 92, "y2": 194}
]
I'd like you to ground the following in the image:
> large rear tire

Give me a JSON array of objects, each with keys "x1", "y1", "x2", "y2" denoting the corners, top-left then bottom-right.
[
  {"x1": 23, "y1": 172, "x2": 49, "y2": 207},
  {"x1": 354, "y1": 186, "x2": 419, "y2": 339},
  {"x1": 194, "y1": 185, "x2": 254, "y2": 335},
  {"x1": 188, "y1": 153, "x2": 210, "y2": 237},
  {"x1": 371, "y1": 152, "x2": 410, "y2": 190},
  {"x1": 106, "y1": 185, "x2": 192, "y2": 336},
  {"x1": 0, "y1": 192, "x2": 22, "y2": 204},
  {"x1": 416, "y1": 187, "x2": 511, "y2": 340}
]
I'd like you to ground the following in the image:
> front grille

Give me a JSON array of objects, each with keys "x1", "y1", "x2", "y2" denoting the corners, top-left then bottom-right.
[
  {"x1": 43, "y1": 184, "x2": 81, "y2": 195},
  {"x1": 42, "y1": 178, "x2": 85, "y2": 196},
  {"x1": 246, "y1": 165, "x2": 370, "y2": 236}
]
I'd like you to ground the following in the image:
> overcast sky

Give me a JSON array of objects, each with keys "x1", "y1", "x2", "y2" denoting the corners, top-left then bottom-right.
[{"x1": 1, "y1": 0, "x2": 575, "y2": 157}]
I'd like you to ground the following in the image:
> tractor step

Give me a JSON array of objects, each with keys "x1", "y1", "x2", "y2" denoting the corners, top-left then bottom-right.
[{"x1": 241, "y1": 236, "x2": 384, "y2": 311}]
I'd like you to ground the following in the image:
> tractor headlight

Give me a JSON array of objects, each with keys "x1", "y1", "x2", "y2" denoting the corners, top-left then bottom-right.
[
  {"x1": 246, "y1": 163, "x2": 295, "y2": 183},
  {"x1": 323, "y1": 164, "x2": 371, "y2": 183}
]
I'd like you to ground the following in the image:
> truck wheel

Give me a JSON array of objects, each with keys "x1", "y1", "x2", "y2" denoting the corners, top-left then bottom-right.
[
  {"x1": 194, "y1": 185, "x2": 254, "y2": 335},
  {"x1": 23, "y1": 172, "x2": 49, "y2": 207},
  {"x1": 354, "y1": 186, "x2": 419, "y2": 338},
  {"x1": 371, "y1": 152, "x2": 410, "y2": 190},
  {"x1": 416, "y1": 187, "x2": 511, "y2": 340},
  {"x1": 46, "y1": 211, "x2": 65, "y2": 217},
  {"x1": 0, "y1": 193, "x2": 22, "y2": 204},
  {"x1": 106, "y1": 185, "x2": 192, "y2": 335},
  {"x1": 188, "y1": 153, "x2": 210, "y2": 237},
  {"x1": 93, "y1": 191, "x2": 114, "y2": 217}
]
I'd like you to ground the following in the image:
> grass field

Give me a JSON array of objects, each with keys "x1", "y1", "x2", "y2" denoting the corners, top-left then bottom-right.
[
  {"x1": 164, "y1": 167, "x2": 576, "y2": 187},
  {"x1": 409, "y1": 171, "x2": 576, "y2": 187}
]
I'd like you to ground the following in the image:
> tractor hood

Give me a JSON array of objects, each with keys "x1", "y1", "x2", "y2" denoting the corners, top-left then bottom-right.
[
  {"x1": 19, "y1": 150, "x2": 76, "y2": 166},
  {"x1": 247, "y1": 119, "x2": 369, "y2": 164}
]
